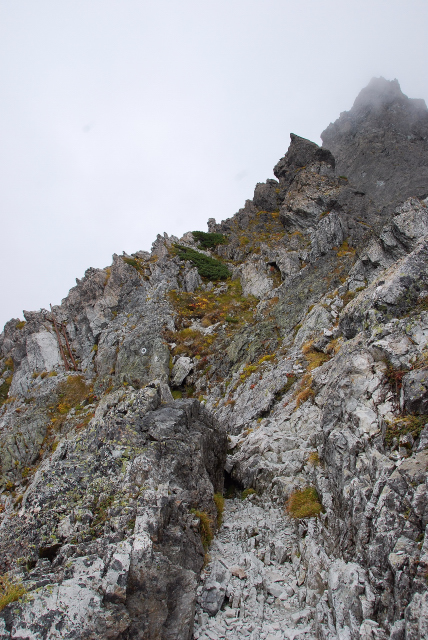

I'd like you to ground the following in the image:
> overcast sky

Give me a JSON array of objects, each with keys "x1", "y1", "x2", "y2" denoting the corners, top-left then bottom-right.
[{"x1": 1, "y1": 0, "x2": 428, "y2": 330}]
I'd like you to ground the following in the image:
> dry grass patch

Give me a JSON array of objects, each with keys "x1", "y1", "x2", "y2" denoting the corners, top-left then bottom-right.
[
  {"x1": 307, "y1": 451, "x2": 320, "y2": 466},
  {"x1": 296, "y1": 387, "x2": 315, "y2": 407},
  {"x1": 295, "y1": 374, "x2": 315, "y2": 408},
  {"x1": 325, "y1": 338, "x2": 342, "y2": 355},
  {"x1": 213, "y1": 493, "x2": 224, "y2": 527},
  {"x1": 241, "y1": 488, "x2": 256, "y2": 500},
  {"x1": 43, "y1": 375, "x2": 95, "y2": 450},
  {"x1": 302, "y1": 341, "x2": 331, "y2": 371},
  {"x1": 0, "y1": 574, "x2": 26, "y2": 611},
  {"x1": 170, "y1": 328, "x2": 217, "y2": 359},
  {"x1": 341, "y1": 290, "x2": 356, "y2": 307},
  {"x1": 286, "y1": 487, "x2": 323, "y2": 519},
  {"x1": 168, "y1": 281, "x2": 257, "y2": 330},
  {"x1": 57, "y1": 375, "x2": 93, "y2": 411},
  {"x1": 191, "y1": 510, "x2": 213, "y2": 549},
  {"x1": 335, "y1": 240, "x2": 356, "y2": 258}
]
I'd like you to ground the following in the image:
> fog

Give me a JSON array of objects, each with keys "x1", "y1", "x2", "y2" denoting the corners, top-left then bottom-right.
[{"x1": 1, "y1": 0, "x2": 428, "y2": 329}]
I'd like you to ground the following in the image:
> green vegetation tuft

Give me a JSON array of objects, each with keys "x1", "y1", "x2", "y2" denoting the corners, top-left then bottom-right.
[
  {"x1": 385, "y1": 414, "x2": 428, "y2": 446},
  {"x1": 123, "y1": 256, "x2": 145, "y2": 275},
  {"x1": 286, "y1": 486, "x2": 323, "y2": 519},
  {"x1": 174, "y1": 244, "x2": 230, "y2": 280},
  {"x1": 242, "y1": 488, "x2": 256, "y2": 500},
  {"x1": 0, "y1": 378, "x2": 12, "y2": 407},
  {"x1": 240, "y1": 364, "x2": 258, "y2": 382},
  {"x1": 192, "y1": 231, "x2": 227, "y2": 249}
]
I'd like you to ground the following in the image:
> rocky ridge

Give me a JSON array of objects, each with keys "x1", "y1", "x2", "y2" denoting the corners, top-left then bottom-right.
[{"x1": 1, "y1": 78, "x2": 428, "y2": 639}]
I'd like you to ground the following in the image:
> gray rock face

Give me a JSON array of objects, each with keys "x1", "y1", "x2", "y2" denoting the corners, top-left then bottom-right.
[
  {"x1": 327, "y1": 559, "x2": 375, "y2": 640},
  {"x1": 239, "y1": 259, "x2": 274, "y2": 299},
  {"x1": 340, "y1": 236, "x2": 428, "y2": 339},
  {"x1": 278, "y1": 142, "x2": 339, "y2": 233},
  {"x1": 171, "y1": 356, "x2": 194, "y2": 387},
  {"x1": 309, "y1": 212, "x2": 345, "y2": 260},
  {"x1": 200, "y1": 559, "x2": 231, "y2": 616},
  {"x1": 274, "y1": 133, "x2": 335, "y2": 192},
  {"x1": 0, "y1": 384, "x2": 226, "y2": 639},
  {"x1": 253, "y1": 179, "x2": 280, "y2": 212},
  {"x1": 401, "y1": 369, "x2": 428, "y2": 415}
]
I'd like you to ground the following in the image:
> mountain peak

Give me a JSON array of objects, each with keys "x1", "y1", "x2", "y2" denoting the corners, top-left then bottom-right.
[
  {"x1": 353, "y1": 76, "x2": 406, "y2": 109},
  {"x1": 321, "y1": 77, "x2": 428, "y2": 211}
]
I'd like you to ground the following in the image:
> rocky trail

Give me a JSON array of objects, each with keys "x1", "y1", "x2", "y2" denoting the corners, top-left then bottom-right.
[{"x1": 194, "y1": 496, "x2": 316, "y2": 640}]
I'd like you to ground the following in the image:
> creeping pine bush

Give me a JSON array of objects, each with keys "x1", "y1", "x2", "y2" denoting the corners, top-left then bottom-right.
[
  {"x1": 174, "y1": 244, "x2": 230, "y2": 280},
  {"x1": 192, "y1": 231, "x2": 226, "y2": 249}
]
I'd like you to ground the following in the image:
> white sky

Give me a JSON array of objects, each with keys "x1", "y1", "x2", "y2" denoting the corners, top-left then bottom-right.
[{"x1": 1, "y1": 0, "x2": 428, "y2": 329}]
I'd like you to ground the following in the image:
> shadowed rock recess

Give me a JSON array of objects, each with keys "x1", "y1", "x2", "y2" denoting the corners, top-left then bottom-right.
[{"x1": 1, "y1": 78, "x2": 428, "y2": 640}]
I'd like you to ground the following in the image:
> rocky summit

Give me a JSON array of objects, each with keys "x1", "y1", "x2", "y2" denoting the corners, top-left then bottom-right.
[{"x1": 1, "y1": 77, "x2": 428, "y2": 640}]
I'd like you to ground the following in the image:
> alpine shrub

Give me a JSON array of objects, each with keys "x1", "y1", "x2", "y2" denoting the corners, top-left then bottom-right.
[
  {"x1": 174, "y1": 245, "x2": 230, "y2": 280},
  {"x1": 192, "y1": 231, "x2": 226, "y2": 249}
]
